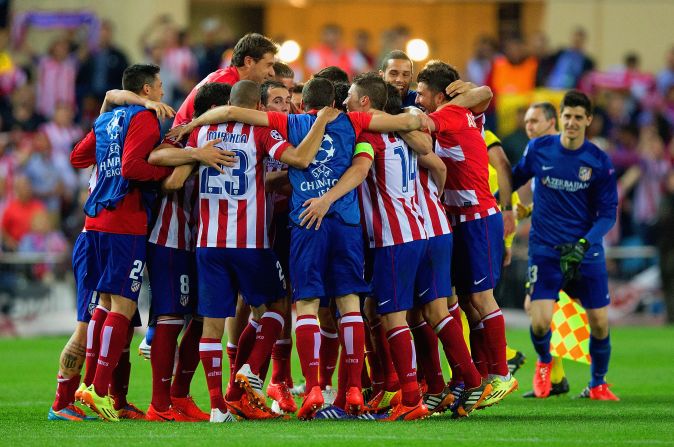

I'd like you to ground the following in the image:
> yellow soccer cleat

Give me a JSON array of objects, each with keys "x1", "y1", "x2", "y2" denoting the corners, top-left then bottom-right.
[
  {"x1": 479, "y1": 375, "x2": 519, "y2": 409},
  {"x1": 80, "y1": 384, "x2": 119, "y2": 422}
]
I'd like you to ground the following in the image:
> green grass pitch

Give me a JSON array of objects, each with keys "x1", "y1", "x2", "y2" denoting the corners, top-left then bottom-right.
[{"x1": 1, "y1": 327, "x2": 674, "y2": 446}]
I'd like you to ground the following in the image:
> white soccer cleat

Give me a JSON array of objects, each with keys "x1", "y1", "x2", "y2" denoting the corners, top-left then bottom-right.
[
  {"x1": 290, "y1": 382, "x2": 306, "y2": 396},
  {"x1": 322, "y1": 386, "x2": 336, "y2": 406},
  {"x1": 138, "y1": 337, "x2": 151, "y2": 360},
  {"x1": 210, "y1": 408, "x2": 237, "y2": 423},
  {"x1": 235, "y1": 364, "x2": 266, "y2": 406}
]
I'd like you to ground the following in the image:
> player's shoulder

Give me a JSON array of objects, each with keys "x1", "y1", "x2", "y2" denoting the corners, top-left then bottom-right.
[
  {"x1": 528, "y1": 134, "x2": 558, "y2": 152},
  {"x1": 357, "y1": 130, "x2": 382, "y2": 146}
]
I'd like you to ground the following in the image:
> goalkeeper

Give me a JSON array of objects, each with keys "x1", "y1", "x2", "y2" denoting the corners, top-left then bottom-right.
[{"x1": 511, "y1": 90, "x2": 619, "y2": 401}]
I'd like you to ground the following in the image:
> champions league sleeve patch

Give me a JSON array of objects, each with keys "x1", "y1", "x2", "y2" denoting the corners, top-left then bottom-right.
[{"x1": 270, "y1": 130, "x2": 284, "y2": 141}]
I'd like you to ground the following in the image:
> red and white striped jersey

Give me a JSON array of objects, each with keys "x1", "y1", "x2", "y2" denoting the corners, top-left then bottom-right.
[
  {"x1": 148, "y1": 136, "x2": 199, "y2": 251},
  {"x1": 416, "y1": 167, "x2": 452, "y2": 238},
  {"x1": 428, "y1": 105, "x2": 498, "y2": 218},
  {"x1": 357, "y1": 131, "x2": 426, "y2": 248},
  {"x1": 190, "y1": 122, "x2": 291, "y2": 249}
]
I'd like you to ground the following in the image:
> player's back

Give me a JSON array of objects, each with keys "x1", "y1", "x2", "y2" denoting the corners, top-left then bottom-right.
[{"x1": 358, "y1": 131, "x2": 425, "y2": 247}]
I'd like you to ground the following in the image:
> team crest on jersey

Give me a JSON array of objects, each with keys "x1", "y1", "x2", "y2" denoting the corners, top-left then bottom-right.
[
  {"x1": 106, "y1": 109, "x2": 126, "y2": 139},
  {"x1": 88, "y1": 301, "x2": 96, "y2": 316},
  {"x1": 131, "y1": 280, "x2": 141, "y2": 293},
  {"x1": 180, "y1": 295, "x2": 189, "y2": 307},
  {"x1": 578, "y1": 167, "x2": 592, "y2": 181}
]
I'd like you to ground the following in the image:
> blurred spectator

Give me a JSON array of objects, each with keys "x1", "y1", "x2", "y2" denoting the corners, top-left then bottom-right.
[
  {"x1": 354, "y1": 29, "x2": 374, "y2": 71},
  {"x1": 529, "y1": 32, "x2": 556, "y2": 86},
  {"x1": 36, "y1": 37, "x2": 77, "y2": 118},
  {"x1": 305, "y1": 24, "x2": 368, "y2": 79},
  {"x1": 466, "y1": 35, "x2": 497, "y2": 86},
  {"x1": 6, "y1": 84, "x2": 45, "y2": 132},
  {"x1": 76, "y1": 19, "x2": 128, "y2": 104},
  {"x1": 656, "y1": 171, "x2": 674, "y2": 324},
  {"x1": 162, "y1": 27, "x2": 198, "y2": 105},
  {"x1": 610, "y1": 124, "x2": 641, "y2": 176},
  {"x1": 378, "y1": 25, "x2": 410, "y2": 65},
  {"x1": 18, "y1": 209, "x2": 68, "y2": 280},
  {"x1": 1, "y1": 175, "x2": 45, "y2": 251},
  {"x1": 656, "y1": 46, "x2": 674, "y2": 97},
  {"x1": 487, "y1": 36, "x2": 538, "y2": 95},
  {"x1": 20, "y1": 132, "x2": 69, "y2": 212},
  {"x1": 193, "y1": 18, "x2": 233, "y2": 80},
  {"x1": 145, "y1": 41, "x2": 177, "y2": 110},
  {"x1": 40, "y1": 102, "x2": 80, "y2": 194},
  {"x1": 0, "y1": 30, "x2": 27, "y2": 113},
  {"x1": 500, "y1": 106, "x2": 529, "y2": 164},
  {"x1": 545, "y1": 27, "x2": 595, "y2": 89}
]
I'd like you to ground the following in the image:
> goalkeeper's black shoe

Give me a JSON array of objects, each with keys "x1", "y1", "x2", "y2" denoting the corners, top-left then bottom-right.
[
  {"x1": 507, "y1": 351, "x2": 526, "y2": 376},
  {"x1": 522, "y1": 377, "x2": 570, "y2": 398}
]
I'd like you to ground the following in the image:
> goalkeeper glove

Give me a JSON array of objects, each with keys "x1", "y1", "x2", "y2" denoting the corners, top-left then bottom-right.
[{"x1": 554, "y1": 238, "x2": 589, "y2": 286}]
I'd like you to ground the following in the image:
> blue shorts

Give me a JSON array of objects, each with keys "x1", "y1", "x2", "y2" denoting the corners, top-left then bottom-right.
[
  {"x1": 528, "y1": 255, "x2": 610, "y2": 310},
  {"x1": 73, "y1": 233, "x2": 97, "y2": 323},
  {"x1": 289, "y1": 218, "x2": 370, "y2": 302},
  {"x1": 84, "y1": 231, "x2": 147, "y2": 301},
  {"x1": 426, "y1": 234, "x2": 453, "y2": 299},
  {"x1": 451, "y1": 213, "x2": 503, "y2": 295},
  {"x1": 197, "y1": 247, "x2": 286, "y2": 318},
  {"x1": 373, "y1": 239, "x2": 438, "y2": 314},
  {"x1": 147, "y1": 243, "x2": 196, "y2": 317}
]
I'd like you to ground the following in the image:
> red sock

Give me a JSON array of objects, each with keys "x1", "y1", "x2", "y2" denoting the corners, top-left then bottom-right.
[
  {"x1": 333, "y1": 348, "x2": 347, "y2": 409},
  {"x1": 386, "y1": 326, "x2": 419, "y2": 406},
  {"x1": 52, "y1": 374, "x2": 80, "y2": 411},
  {"x1": 150, "y1": 319, "x2": 183, "y2": 411},
  {"x1": 365, "y1": 324, "x2": 383, "y2": 393},
  {"x1": 226, "y1": 320, "x2": 259, "y2": 401},
  {"x1": 482, "y1": 309, "x2": 509, "y2": 376},
  {"x1": 110, "y1": 326, "x2": 134, "y2": 409},
  {"x1": 318, "y1": 326, "x2": 339, "y2": 389},
  {"x1": 448, "y1": 302, "x2": 462, "y2": 327},
  {"x1": 434, "y1": 315, "x2": 482, "y2": 388},
  {"x1": 92, "y1": 312, "x2": 130, "y2": 397},
  {"x1": 371, "y1": 319, "x2": 399, "y2": 391},
  {"x1": 84, "y1": 306, "x2": 107, "y2": 386},
  {"x1": 469, "y1": 323, "x2": 489, "y2": 378},
  {"x1": 247, "y1": 311, "x2": 284, "y2": 375},
  {"x1": 226, "y1": 342, "x2": 237, "y2": 382},
  {"x1": 411, "y1": 321, "x2": 444, "y2": 394},
  {"x1": 295, "y1": 315, "x2": 321, "y2": 390},
  {"x1": 259, "y1": 353, "x2": 272, "y2": 383},
  {"x1": 199, "y1": 337, "x2": 226, "y2": 411},
  {"x1": 339, "y1": 313, "x2": 365, "y2": 389},
  {"x1": 271, "y1": 339, "x2": 292, "y2": 385},
  {"x1": 171, "y1": 318, "x2": 203, "y2": 398}
]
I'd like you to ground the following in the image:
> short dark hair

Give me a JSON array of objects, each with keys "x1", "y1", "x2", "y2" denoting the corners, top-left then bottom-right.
[
  {"x1": 416, "y1": 62, "x2": 460, "y2": 99},
  {"x1": 383, "y1": 83, "x2": 402, "y2": 115},
  {"x1": 273, "y1": 61, "x2": 294, "y2": 79},
  {"x1": 560, "y1": 90, "x2": 593, "y2": 116},
  {"x1": 380, "y1": 50, "x2": 413, "y2": 72},
  {"x1": 291, "y1": 83, "x2": 304, "y2": 94},
  {"x1": 231, "y1": 33, "x2": 277, "y2": 67},
  {"x1": 260, "y1": 80, "x2": 287, "y2": 106},
  {"x1": 194, "y1": 83, "x2": 232, "y2": 118},
  {"x1": 122, "y1": 64, "x2": 160, "y2": 94},
  {"x1": 302, "y1": 77, "x2": 335, "y2": 111},
  {"x1": 333, "y1": 82, "x2": 350, "y2": 112},
  {"x1": 229, "y1": 80, "x2": 261, "y2": 108},
  {"x1": 353, "y1": 72, "x2": 387, "y2": 110},
  {"x1": 313, "y1": 66, "x2": 349, "y2": 84},
  {"x1": 530, "y1": 101, "x2": 558, "y2": 125}
]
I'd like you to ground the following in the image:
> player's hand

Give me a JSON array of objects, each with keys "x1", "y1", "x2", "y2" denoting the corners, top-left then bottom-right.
[
  {"x1": 166, "y1": 122, "x2": 195, "y2": 142},
  {"x1": 317, "y1": 106, "x2": 341, "y2": 123},
  {"x1": 299, "y1": 196, "x2": 332, "y2": 230},
  {"x1": 144, "y1": 100, "x2": 176, "y2": 120},
  {"x1": 502, "y1": 209, "x2": 516, "y2": 238},
  {"x1": 445, "y1": 80, "x2": 477, "y2": 98},
  {"x1": 555, "y1": 238, "x2": 589, "y2": 286},
  {"x1": 503, "y1": 246, "x2": 512, "y2": 267},
  {"x1": 190, "y1": 138, "x2": 237, "y2": 174},
  {"x1": 516, "y1": 202, "x2": 532, "y2": 220}
]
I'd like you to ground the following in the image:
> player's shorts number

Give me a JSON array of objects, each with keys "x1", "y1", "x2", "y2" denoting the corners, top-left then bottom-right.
[
  {"x1": 179, "y1": 274, "x2": 190, "y2": 295},
  {"x1": 276, "y1": 260, "x2": 286, "y2": 290},
  {"x1": 129, "y1": 260, "x2": 144, "y2": 280},
  {"x1": 528, "y1": 265, "x2": 538, "y2": 284}
]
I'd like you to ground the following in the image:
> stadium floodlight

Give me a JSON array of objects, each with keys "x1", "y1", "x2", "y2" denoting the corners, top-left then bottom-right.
[
  {"x1": 406, "y1": 38, "x2": 429, "y2": 61},
  {"x1": 278, "y1": 40, "x2": 301, "y2": 63}
]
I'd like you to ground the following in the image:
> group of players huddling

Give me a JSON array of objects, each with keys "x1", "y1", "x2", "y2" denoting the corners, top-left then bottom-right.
[{"x1": 47, "y1": 32, "x2": 619, "y2": 424}]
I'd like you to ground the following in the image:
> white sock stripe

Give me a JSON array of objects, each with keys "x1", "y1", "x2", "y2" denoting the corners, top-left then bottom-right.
[
  {"x1": 344, "y1": 326, "x2": 354, "y2": 355},
  {"x1": 86, "y1": 319, "x2": 95, "y2": 350},
  {"x1": 313, "y1": 331, "x2": 321, "y2": 359},
  {"x1": 448, "y1": 302, "x2": 460, "y2": 312},
  {"x1": 410, "y1": 321, "x2": 427, "y2": 330},
  {"x1": 340, "y1": 315, "x2": 363, "y2": 324},
  {"x1": 473, "y1": 322, "x2": 485, "y2": 330},
  {"x1": 226, "y1": 342, "x2": 237, "y2": 349},
  {"x1": 482, "y1": 310, "x2": 503, "y2": 322},
  {"x1": 95, "y1": 305, "x2": 109, "y2": 313},
  {"x1": 249, "y1": 320, "x2": 260, "y2": 330},
  {"x1": 275, "y1": 338, "x2": 292, "y2": 345},
  {"x1": 262, "y1": 311, "x2": 285, "y2": 328},
  {"x1": 296, "y1": 318, "x2": 319, "y2": 328},
  {"x1": 199, "y1": 342, "x2": 222, "y2": 351},
  {"x1": 100, "y1": 326, "x2": 113, "y2": 358},
  {"x1": 320, "y1": 328, "x2": 339, "y2": 338},
  {"x1": 434, "y1": 315, "x2": 453, "y2": 334},
  {"x1": 157, "y1": 319, "x2": 185, "y2": 325},
  {"x1": 410, "y1": 339, "x2": 417, "y2": 370},
  {"x1": 387, "y1": 327, "x2": 409, "y2": 340}
]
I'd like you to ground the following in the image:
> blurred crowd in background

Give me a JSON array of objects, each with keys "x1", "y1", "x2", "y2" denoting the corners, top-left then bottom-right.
[{"x1": 0, "y1": 12, "x2": 673, "y2": 313}]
